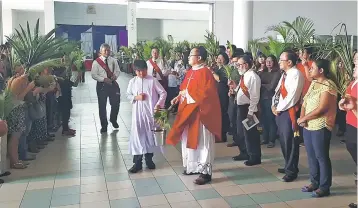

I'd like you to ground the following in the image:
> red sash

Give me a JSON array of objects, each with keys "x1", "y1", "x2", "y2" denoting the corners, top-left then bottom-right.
[
  {"x1": 239, "y1": 76, "x2": 250, "y2": 99},
  {"x1": 148, "y1": 59, "x2": 164, "y2": 79},
  {"x1": 148, "y1": 59, "x2": 168, "y2": 89},
  {"x1": 96, "y1": 57, "x2": 118, "y2": 87},
  {"x1": 280, "y1": 76, "x2": 300, "y2": 136}
]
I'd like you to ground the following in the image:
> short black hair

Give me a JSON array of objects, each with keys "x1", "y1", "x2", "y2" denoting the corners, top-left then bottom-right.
[
  {"x1": 239, "y1": 55, "x2": 253, "y2": 68},
  {"x1": 284, "y1": 50, "x2": 298, "y2": 66},
  {"x1": 235, "y1": 48, "x2": 245, "y2": 56},
  {"x1": 151, "y1": 47, "x2": 159, "y2": 52},
  {"x1": 193, "y1": 46, "x2": 207, "y2": 62},
  {"x1": 218, "y1": 52, "x2": 230, "y2": 65},
  {"x1": 219, "y1": 45, "x2": 226, "y2": 54},
  {"x1": 133, "y1": 60, "x2": 147, "y2": 70}
]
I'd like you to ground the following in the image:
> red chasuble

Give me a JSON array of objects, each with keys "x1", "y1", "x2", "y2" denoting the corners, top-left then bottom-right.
[{"x1": 166, "y1": 66, "x2": 222, "y2": 149}]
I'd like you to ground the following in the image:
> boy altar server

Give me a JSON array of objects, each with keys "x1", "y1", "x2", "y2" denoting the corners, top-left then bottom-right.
[{"x1": 126, "y1": 60, "x2": 167, "y2": 173}]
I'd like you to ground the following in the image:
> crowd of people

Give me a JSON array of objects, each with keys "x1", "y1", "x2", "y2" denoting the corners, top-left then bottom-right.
[
  {"x1": 97, "y1": 42, "x2": 357, "y2": 207},
  {"x1": 0, "y1": 43, "x2": 78, "y2": 178}
]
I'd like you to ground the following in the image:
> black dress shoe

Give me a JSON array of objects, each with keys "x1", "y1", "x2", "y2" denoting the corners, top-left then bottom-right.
[
  {"x1": 281, "y1": 175, "x2": 297, "y2": 182},
  {"x1": 100, "y1": 128, "x2": 107, "y2": 134},
  {"x1": 194, "y1": 174, "x2": 212, "y2": 185},
  {"x1": 146, "y1": 161, "x2": 156, "y2": 170},
  {"x1": 128, "y1": 165, "x2": 143, "y2": 173},
  {"x1": 244, "y1": 160, "x2": 261, "y2": 166},
  {"x1": 232, "y1": 154, "x2": 249, "y2": 161},
  {"x1": 48, "y1": 133, "x2": 55, "y2": 138},
  {"x1": 278, "y1": 168, "x2": 285, "y2": 174},
  {"x1": 349, "y1": 203, "x2": 357, "y2": 208},
  {"x1": 111, "y1": 122, "x2": 119, "y2": 129},
  {"x1": 46, "y1": 137, "x2": 55, "y2": 142}
]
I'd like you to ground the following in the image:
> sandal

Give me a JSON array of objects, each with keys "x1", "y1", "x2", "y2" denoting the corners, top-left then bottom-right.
[
  {"x1": 311, "y1": 189, "x2": 330, "y2": 198},
  {"x1": 19, "y1": 160, "x2": 30, "y2": 166},
  {"x1": 301, "y1": 184, "x2": 318, "y2": 192},
  {"x1": 11, "y1": 162, "x2": 27, "y2": 169}
]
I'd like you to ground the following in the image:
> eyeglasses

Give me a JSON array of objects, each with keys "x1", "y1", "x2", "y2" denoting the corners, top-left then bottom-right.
[{"x1": 279, "y1": 59, "x2": 288, "y2": 62}]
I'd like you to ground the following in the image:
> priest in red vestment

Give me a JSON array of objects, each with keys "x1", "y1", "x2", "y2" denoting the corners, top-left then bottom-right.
[{"x1": 166, "y1": 46, "x2": 222, "y2": 185}]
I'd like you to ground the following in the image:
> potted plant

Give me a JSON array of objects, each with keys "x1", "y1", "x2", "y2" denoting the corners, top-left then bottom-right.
[{"x1": 152, "y1": 108, "x2": 171, "y2": 146}]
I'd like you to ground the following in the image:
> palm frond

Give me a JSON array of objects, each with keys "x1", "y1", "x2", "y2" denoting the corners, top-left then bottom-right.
[
  {"x1": 282, "y1": 16, "x2": 315, "y2": 50},
  {"x1": 204, "y1": 30, "x2": 220, "y2": 66},
  {"x1": 266, "y1": 24, "x2": 292, "y2": 43}
]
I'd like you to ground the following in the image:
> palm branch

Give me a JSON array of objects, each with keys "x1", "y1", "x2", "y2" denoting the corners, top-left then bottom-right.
[
  {"x1": 266, "y1": 36, "x2": 289, "y2": 58},
  {"x1": 248, "y1": 38, "x2": 265, "y2": 60},
  {"x1": 204, "y1": 30, "x2": 220, "y2": 66},
  {"x1": 5, "y1": 19, "x2": 67, "y2": 74},
  {"x1": 222, "y1": 65, "x2": 233, "y2": 80},
  {"x1": 143, "y1": 41, "x2": 154, "y2": 60},
  {"x1": 266, "y1": 24, "x2": 292, "y2": 43},
  {"x1": 226, "y1": 41, "x2": 233, "y2": 57},
  {"x1": 154, "y1": 110, "x2": 170, "y2": 130},
  {"x1": 282, "y1": 16, "x2": 315, "y2": 50}
]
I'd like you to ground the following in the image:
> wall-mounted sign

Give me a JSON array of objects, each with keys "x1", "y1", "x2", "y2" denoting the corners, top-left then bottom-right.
[{"x1": 87, "y1": 5, "x2": 96, "y2": 14}]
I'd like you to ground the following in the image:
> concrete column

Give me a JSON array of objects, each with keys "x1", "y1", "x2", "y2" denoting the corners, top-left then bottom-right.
[
  {"x1": 1, "y1": 8, "x2": 13, "y2": 43},
  {"x1": 127, "y1": 1, "x2": 137, "y2": 46},
  {"x1": 232, "y1": 0, "x2": 253, "y2": 51},
  {"x1": 44, "y1": 0, "x2": 55, "y2": 34},
  {"x1": 212, "y1": 1, "x2": 233, "y2": 45}
]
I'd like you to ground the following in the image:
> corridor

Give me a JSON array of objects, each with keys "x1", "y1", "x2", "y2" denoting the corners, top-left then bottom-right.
[{"x1": 0, "y1": 72, "x2": 356, "y2": 208}]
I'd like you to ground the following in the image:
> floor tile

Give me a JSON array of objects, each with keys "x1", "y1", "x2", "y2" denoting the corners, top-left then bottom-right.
[
  {"x1": 106, "y1": 180, "x2": 133, "y2": 190},
  {"x1": 197, "y1": 198, "x2": 231, "y2": 208},
  {"x1": 138, "y1": 194, "x2": 168, "y2": 207},
  {"x1": 110, "y1": 197, "x2": 140, "y2": 208},
  {"x1": 214, "y1": 185, "x2": 245, "y2": 197},
  {"x1": 108, "y1": 188, "x2": 136, "y2": 200},
  {"x1": 170, "y1": 201, "x2": 201, "y2": 208},
  {"x1": 0, "y1": 201, "x2": 21, "y2": 208},
  {"x1": 191, "y1": 188, "x2": 221, "y2": 200},
  {"x1": 224, "y1": 195, "x2": 257, "y2": 207},
  {"x1": 239, "y1": 183, "x2": 270, "y2": 194},
  {"x1": 53, "y1": 186, "x2": 81, "y2": 196},
  {"x1": 51, "y1": 194, "x2": 80, "y2": 207},
  {"x1": 105, "y1": 173, "x2": 130, "y2": 182},
  {"x1": 165, "y1": 191, "x2": 195, "y2": 203},
  {"x1": 135, "y1": 184, "x2": 163, "y2": 196},
  {"x1": 80, "y1": 191, "x2": 108, "y2": 203},
  {"x1": 249, "y1": 192, "x2": 282, "y2": 204},
  {"x1": 80, "y1": 200, "x2": 110, "y2": 208},
  {"x1": 273, "y1": 189, "x2": 312, "y2": 201},
  {"x1": 260, "y1": 202, "x2": 291, "y2": 208}
]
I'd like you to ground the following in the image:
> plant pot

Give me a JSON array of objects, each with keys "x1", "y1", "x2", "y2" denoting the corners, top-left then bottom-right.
[{"x1": 152, "y1": 129, "x2": 166, "y2": 146}]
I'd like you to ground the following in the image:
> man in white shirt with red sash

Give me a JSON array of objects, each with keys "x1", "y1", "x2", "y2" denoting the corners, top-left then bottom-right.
[
  {"x1": 229, "y1": 55, "x2": 262, "y2": 166},
  {"x1": 91, "y1": 43, "x2": 121, "y2": 133},
  {"x1": 272, "y1": 50, "x2": 304, "y2": 182},
  {"x1": 146, "y1": 47, "x2": 170, "y2": 91}
]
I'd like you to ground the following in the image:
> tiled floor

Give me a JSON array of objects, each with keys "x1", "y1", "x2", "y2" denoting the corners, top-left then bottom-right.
[{"x1": 0, "y1": 72, "x2": 356, "y2": 208}]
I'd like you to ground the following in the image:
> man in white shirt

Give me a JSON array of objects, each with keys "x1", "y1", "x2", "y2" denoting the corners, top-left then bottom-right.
[
  {"x1": 272, "y1": 50, "x2": 304, "y2": 182},
  {"x1": 91, "y1": 43, "x2": 121, "y2": 133},
  {"x1": 146, "y1": 47, "x2": 170, "y2": 90},
  {"x1": 229, "y1": 55, "x2": 262, "y2": 166}
]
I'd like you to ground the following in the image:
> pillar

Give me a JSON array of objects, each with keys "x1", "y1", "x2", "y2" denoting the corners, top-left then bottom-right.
[
  {"x1": 232, "y1": 0, "x2": 253, "y2": 51},
  {"x1": 127, "y1": 1, "x2": 137, "y2": 47},
  {"x1": 1, "y1": 8, "x2": 13, "y2": 43},
  {"x1": 44, "y1": 0, "x2": 55, "y2": 34},
  {"x1": 211, "y1": 1, "x2": 233, "y2": 45}
]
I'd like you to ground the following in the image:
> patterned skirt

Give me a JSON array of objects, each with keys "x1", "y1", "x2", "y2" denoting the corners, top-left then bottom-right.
[
  {"x1": 7, "y1": 104, "x2": 26, "y2": 135},
  {"x1": 28, "y1": 116, "x2": 47, "y2": 141}
]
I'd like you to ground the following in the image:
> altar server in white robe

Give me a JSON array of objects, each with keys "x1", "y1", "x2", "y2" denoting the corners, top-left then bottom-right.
[{"x1": 126, "y1": 60, "x2": 167, "y2": 173}]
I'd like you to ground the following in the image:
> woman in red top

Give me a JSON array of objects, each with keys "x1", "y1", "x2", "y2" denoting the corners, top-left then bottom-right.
[{"x1": 338, "y1": 52, "x2": 358, "y2": 208}]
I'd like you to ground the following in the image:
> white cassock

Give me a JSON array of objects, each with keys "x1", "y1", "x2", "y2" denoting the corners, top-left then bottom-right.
[
  {"x1": 126, "y1": 75, "x2": 167, "y2": 155},
  {"x1": 180, "y1": 65, "x2": 215, "y2": 175}
]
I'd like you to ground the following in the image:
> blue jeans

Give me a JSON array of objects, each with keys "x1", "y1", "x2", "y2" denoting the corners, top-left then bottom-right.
[
  {"x1": 303, "y1": 128, "x2": 332, "y2": 191},
  {"x1": 260, "y1": 99, "x2": 277, "y2": 143}
]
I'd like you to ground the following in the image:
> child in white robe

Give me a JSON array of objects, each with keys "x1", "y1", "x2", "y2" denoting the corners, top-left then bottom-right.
[{"x1": 126, "y1": 60, "x2": 167, "y2": 173}]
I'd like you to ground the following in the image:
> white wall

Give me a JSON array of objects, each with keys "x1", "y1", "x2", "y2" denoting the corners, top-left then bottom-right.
[
  {"x1": 161, "y1": 19, "x2": 209, "y2": 42},
  {"x1": 212, "y1": 1, "x2": 233, "y2": 45},
  {"x1": 0, "y1": 1, "x2": 2, "y2": 44},
  {"x1": 12, "y1": 10, "x2": 45, "y2": 35},
  {"x1": 54, "y1": 2, "x2": 127, "y2": 26},
  {"x1": 137, "y1": 19, "x2": 162, "y2": 42},
  {"x1": 253, "y1": 1, "x2": 357, "y2": 39}
]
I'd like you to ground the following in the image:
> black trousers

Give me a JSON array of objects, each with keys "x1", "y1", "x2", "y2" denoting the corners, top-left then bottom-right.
[
  {"x1": 237, "y1": 104, "x2": 261, "y2": 161},
  {"x1": 133, "y1": 153, "x2": 154, "y2": 167},
  {"x1": 96, "y1": 82, "x2": 120, "y2": 128},
  {"x1": 276, "y1": 111, "x2": 300, "y2": 177},
  {"x1": 345, "y1": 124, "x2": 357, "y2": 165},
  {"x1": 336, "y1": 94, "x2": 347, "y2": 132},
  {"x1": 229, "y1": 97, "x2": 247, "y2": 153}
]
